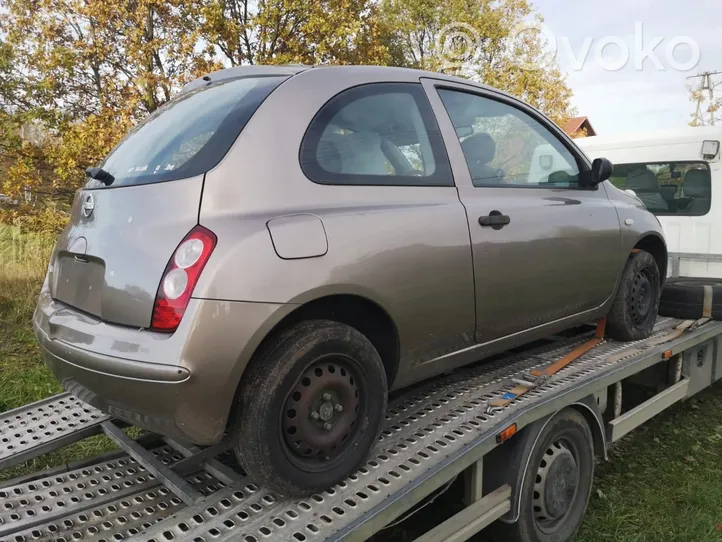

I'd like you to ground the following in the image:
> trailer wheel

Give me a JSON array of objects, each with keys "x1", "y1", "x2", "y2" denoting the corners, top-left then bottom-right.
[
  {"x1": 232, "y1": 320, "x2": 387, "y2": 496},
  {"x1": 606, "y1": 250, "x2": 661, "y2": 341},
  {"x1": 493, "y1": 409, "x2": 595, "y2": 542},
  {"x1": 659, "y1": 277, "x2": 722, "y2": 320}
]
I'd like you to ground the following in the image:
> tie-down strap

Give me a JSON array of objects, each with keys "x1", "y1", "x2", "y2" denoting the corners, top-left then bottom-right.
[{"x1": 486, "y1": 318, "x2": 707, "y2": 414}]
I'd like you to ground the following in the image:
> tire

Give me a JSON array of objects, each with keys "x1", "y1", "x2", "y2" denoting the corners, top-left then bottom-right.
[
  {"x1": 606, "y1": 250, "x2": 661, "y2": 341},
  {"x1": 232, "y1": 320, "x2": 388, "y2": 496},
  {"x1": 491, "y1": 409, "x2": 595, "y2": 542},
  {"x1": 659, "y1": 277, "x2": 722, "y2": 320}
]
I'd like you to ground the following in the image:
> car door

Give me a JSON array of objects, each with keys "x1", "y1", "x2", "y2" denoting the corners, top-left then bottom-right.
[{"x1": 421, "y1": 78, "x2": 622, "y2": 344}]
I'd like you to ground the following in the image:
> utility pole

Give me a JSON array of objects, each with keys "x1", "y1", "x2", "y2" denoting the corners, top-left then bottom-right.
[{"x1": 687, "y1": 71, "x2": 722, "y2": 126}]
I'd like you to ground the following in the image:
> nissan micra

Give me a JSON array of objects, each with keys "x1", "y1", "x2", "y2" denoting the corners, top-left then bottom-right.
[{"x1": 34, "y1": 65, "x2": 666, "y2": 496}]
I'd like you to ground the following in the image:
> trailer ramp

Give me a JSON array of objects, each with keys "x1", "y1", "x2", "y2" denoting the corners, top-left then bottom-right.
[{"x1": 1, "y1": 317, "x2": 720, "y2": 542}]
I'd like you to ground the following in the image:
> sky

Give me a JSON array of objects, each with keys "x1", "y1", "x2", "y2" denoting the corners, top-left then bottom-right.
[{"x1": 532, "y1": 0, "x2": 722, "y2": 134}]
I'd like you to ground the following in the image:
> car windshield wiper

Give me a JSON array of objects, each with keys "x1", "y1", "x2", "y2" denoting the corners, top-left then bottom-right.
[{"x1": 86, "y1": 167, "x2": 115, "y2": 186}]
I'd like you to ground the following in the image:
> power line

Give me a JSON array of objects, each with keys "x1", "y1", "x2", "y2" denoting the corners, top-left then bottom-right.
[{"x1": 687, "y1": 71, "x2": 722, "y2": 126}]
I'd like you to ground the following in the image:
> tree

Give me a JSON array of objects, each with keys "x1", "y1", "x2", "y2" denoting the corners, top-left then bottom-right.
[
  {"x1": 196, "y1": 0, "x2": 390, "y2": 66},
  {"x1": 688, "y1": 74, "x2": 721, "y2": 127},
  {"x1": 0, "y1": 0, "x2": 219, "y2": 213},
  {"x1": 379, "y1": 0, "x2": 575, "y2": 124}
]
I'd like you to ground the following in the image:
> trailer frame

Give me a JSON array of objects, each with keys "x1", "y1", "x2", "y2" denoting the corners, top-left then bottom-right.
[{"x1": 1, "y1": 317, "x2": 721, "y2": 542}]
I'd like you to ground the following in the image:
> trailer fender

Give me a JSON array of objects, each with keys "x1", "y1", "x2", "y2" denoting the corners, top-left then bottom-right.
[{"x1": 484, "y1": 395, "x2": 606, "y2": 524}]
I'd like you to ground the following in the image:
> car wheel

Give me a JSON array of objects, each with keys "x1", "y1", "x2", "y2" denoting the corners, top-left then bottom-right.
[
  {"x1": 232, "y1": 320, "x2": 387, "y2": 496},
  {"x1": 490, "y1": 409, "x2": 595, "y2": 542},
  {"x1": 606, "y1": 250, "x2": 661, "y2": 341},
  {"x1": 659, "y1": 277, "x2": 722, "y2": 320}
]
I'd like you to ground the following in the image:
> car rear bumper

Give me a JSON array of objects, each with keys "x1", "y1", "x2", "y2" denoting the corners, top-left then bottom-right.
[{"x1": 33, "y1": 287, "x2": 296, "y2": 444}]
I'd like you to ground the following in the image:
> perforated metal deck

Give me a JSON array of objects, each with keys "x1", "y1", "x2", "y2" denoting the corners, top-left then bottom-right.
[
  {"x1": 0, "y1": 394, "x2": 109, "y2": 471},
  {"x1": 1, "y1": 318, "x2": 721, "y2": 542}
]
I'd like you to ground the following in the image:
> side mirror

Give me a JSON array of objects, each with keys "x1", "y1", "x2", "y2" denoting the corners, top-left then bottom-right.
[{"x1": 591, "y1": 157, "x2": 614, "y2": 186}]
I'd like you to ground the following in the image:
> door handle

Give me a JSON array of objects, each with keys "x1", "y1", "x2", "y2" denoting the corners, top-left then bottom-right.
[{"x1": 479, "y1": 211, "x2": 511, "y2": 229}]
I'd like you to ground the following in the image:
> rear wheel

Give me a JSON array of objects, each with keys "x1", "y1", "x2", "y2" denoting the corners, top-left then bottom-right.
[
  {"x1": 232, "y1": 320, "x2": 387, "y2": 496},
  {"x1": 606, "y1": 250, "x2": 661, "y2": 341}
]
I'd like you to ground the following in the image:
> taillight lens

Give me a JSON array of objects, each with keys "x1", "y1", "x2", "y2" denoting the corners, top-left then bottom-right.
[{"x1": 151, "y1": 225, "x2": 217, "y2": 332}]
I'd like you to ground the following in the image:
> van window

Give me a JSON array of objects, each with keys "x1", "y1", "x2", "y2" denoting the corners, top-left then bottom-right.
[
  {"x1": 300, "y1": 83, "x2": 453, "y2": 186},
  {"x1": 609, "y1": 162, "x2": 711, "y2": 216},
  {"x1": 94, "y1": 76, "x2": 287, "y2": 188}
]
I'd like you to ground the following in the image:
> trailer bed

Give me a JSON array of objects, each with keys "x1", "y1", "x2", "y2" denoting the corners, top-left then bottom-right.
[{"x1": 1, "y1": 317, "x2": 721, "y2": 542}]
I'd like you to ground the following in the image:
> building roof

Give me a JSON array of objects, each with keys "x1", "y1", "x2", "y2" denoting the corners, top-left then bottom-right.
[{"x1": 564, "y1": 116, "x2": 596, "y2": 136}]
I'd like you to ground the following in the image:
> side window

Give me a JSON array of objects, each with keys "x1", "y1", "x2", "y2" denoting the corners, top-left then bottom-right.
[
  {"x1": 301, "y1": 83, "x2": 452, "y2": 186},
  {"x1": 437, "y1": 89, "x2": 582, "y2": 188},
  {"x1": 610, "y1": 162, "x2": 711, "y2": 216}
]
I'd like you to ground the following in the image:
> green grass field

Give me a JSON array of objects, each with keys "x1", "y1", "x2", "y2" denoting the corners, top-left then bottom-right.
[
  {"x1": 1, "y1": 225, "x2": 721, "y2": 540},
  {"x1": 0, "y1": 225, "x2": 118, "y2": 481}
]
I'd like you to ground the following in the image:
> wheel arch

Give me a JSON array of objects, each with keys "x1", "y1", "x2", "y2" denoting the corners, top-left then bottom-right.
[
  {"x1": 246, "y1": 293, "x2": 400, "y2": 389},
  {"x1": 485, "y1": 402, "x2": 602, "y2": 525},
  {"x1": 633, "y1": 233, "x2": 668, "y2": 284}
]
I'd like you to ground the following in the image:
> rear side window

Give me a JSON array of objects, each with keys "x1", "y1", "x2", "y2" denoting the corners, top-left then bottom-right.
[
  {"x1": 610, "y1": 162, "x2": 711, "y2": 216},
  {"x1": 300, "y1": 83, "x2": 453, "y2": 186},
  {"x1": 95, "y1": 76, "x2": 287, "y2": 187}
]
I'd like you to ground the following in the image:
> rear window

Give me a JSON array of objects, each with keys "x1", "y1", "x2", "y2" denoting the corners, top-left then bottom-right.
[
  {"x1": 93, "y1": 76, "x2": 286, "y2": 187},
  {"x1": 609, "y1": 161, "x2": 711, "y2": 216}
]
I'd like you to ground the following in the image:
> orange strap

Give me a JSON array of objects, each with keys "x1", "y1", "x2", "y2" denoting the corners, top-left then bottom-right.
[
  {"x1": 488, "y1": 319, "x2": 606, "y2": 410},
  {"x1": 531, "y1": 318, "x2": 606, "y2": 377}
]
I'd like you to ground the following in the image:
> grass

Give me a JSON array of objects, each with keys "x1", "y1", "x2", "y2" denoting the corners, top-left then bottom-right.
[
  {"x1": 0, "y1": 224, "x2": 118, "y2": 482},
  {"x1": 0, "y1": 224, "x2": 59, "y2": 411},
  {"x1": 577, "y1": 382, "x2": 722, "y2": 542},
  {"x1": 1, "y1": 224, "x2": 722, "y2": 539}
]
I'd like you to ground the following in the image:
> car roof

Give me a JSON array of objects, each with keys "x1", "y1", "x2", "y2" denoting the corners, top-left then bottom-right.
[{"x1": 181, "y1": 64, "x2": 513, "y2": 100}]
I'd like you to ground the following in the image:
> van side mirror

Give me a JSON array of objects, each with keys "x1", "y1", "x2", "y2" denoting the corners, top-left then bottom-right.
[{"x1": 590, "y1": 157, "x2": 614, "y2": 186}]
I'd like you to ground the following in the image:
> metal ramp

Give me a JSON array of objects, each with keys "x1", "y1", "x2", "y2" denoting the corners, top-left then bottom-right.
[
  {"x1": 0, "y1": 394, "x2": 109, "y2": 471},
  {"x1": 1, "y1": 317, "x2": 720, "y2": 542}
]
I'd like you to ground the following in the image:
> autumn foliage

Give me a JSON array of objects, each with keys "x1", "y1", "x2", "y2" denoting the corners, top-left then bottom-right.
[{"x1": 0, "y1": 0, "x2": 576, "y2": 231}]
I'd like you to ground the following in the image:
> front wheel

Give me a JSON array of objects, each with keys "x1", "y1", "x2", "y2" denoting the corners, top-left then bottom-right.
[
  {"x1": 606, "y1": 250, "x2": 661, "y2": 341},
  {"x1": 232, "y1": 320, "x2": 388, "y2": 496}
]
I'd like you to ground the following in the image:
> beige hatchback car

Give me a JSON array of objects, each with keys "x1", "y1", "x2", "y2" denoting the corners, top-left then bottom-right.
[{"x1": 34, "y1": 65, "x2": 666, "y2": 496}]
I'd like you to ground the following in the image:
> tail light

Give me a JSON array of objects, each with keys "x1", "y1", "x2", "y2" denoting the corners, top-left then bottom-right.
[{"x1": 151, "y1": 225, "x2": 217, "y2": 332}]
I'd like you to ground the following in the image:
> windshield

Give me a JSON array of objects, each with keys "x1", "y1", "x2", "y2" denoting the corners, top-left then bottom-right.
[{"x1": 94, "y1": 75, "x2": 287, "y2": 187}]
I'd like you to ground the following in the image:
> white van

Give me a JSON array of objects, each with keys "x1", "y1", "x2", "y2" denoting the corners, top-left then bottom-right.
[{"x1": 576, "y1": 127, "x2": 721, "y2": 278}]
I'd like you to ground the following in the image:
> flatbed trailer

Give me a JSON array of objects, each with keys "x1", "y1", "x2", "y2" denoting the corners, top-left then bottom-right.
[{"x1": 1, "y1": 316, "x2": 721, "y2": 542}]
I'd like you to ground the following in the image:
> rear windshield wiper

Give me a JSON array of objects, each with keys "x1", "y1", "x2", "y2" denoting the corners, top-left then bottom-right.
[{"x1": 86, "y1": 167, "x2": 115, "y2": 186}]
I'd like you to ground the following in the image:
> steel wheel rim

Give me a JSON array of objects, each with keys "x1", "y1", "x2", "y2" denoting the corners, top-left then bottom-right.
[
  {"x1": 533, "y1": 437, "x2": 581, "y2": 534},
  {"x1": 630, "y1": 267, "x2": 654, "y2": 326},
  {"x1": 280, "y1": 354, "x2": 364, "y2": 471}
]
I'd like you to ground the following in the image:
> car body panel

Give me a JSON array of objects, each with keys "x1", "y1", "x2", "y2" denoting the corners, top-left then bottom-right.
[
  {"x1": 34, "y1": 65, "x2": 667, "y2": 445},
  {"x1": 35, "y1": 290, "x2": 297, "y2": 444},
  {"x1": 50, "y1": 176, "x2": 204, "y2": 328}
]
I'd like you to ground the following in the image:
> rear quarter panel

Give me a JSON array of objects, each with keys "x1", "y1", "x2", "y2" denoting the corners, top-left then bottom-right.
[{"x1": 195, "y1": 69, "x2": 476, "y2": 380}]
